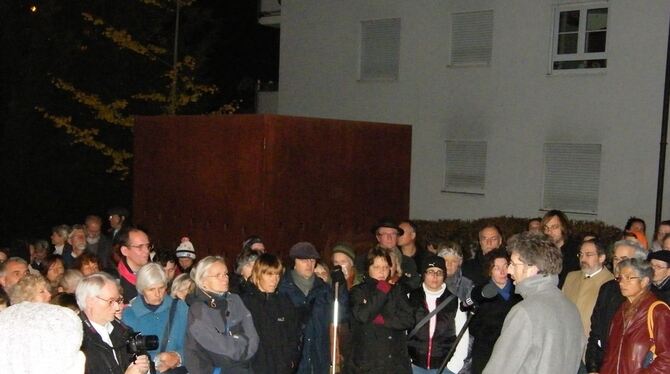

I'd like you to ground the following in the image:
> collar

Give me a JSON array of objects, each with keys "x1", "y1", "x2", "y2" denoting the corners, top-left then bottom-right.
[
  {"x1": 654, "y1": 275, "x2": 670, "y2": 288},
  {"x1": 129, "y1": 295, "x2": 172, "y2": 317},
  {"x1": 584, "y1": 267, "x2": 604, "y2": 278},
  {"x1": 90, "y1": 320, "x2": 114, "y2": 335},
  {"x1": 422, "y1": 282, "x2": 447, "y2": 297},
  {"x1": 515, "y1": 274, "x2": 559, "y2": 297}
]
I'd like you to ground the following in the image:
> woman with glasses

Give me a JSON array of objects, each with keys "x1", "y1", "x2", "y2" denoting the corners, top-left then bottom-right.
[
  {"x1": 122, "y1": 263, "x2": 189, "y2": 373},
  {"x1": 600, "y1": 258, "x2": 670, "y2": 373},
  {"x1": 469, "y1": 249, "x2": 522, "y2": 374},
  {"x1": 345, "y1": 247, "x2": 414, "y2": 374},
  {"x1": 240, "y1": 253, "x2": 301, "y2": 374},
  {"x1": 407, "y1": 255, "x2": 459, "y2": 374},
  {"x1": 184, "y1": 256, "x2": 259, "y2": 374}
]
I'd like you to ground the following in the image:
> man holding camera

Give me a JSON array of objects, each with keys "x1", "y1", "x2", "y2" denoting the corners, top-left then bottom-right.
[{"x1": 76, "y1": 272, "x2": 150, "y2": 374}]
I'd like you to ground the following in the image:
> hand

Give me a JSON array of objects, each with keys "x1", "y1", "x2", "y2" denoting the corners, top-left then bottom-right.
[
  {"x1": 156, "y1": 351, "x2": 181, "y2": 372},
  {"x1": 125, "y1": 355, "x2": 150, "y2": 374}
]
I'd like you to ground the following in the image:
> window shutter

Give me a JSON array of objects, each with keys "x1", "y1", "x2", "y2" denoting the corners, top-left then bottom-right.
[
  {"x1": 360, "y1": 18, "x2": 401, "y2": 80},
  {"x1": 451, "y1": 10, "x2": 494, "y2": 65},
  {"x1": 543, "y1": 143, "x2": 601, "y2": 214},
  {"x1": 444, "y1": 141, "x2": 487, "y2": 194}
]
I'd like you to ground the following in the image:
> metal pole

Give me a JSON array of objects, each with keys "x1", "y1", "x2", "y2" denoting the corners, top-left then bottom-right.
[
  {"x1": 331, "y1": 282, "x2": 339, "y2": 374},
  {"x1": 655, "y1": 15, "x2": 670, "y2": 229}
]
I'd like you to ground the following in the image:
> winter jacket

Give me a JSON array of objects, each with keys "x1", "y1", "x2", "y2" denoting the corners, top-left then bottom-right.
[
  {"x1": 585, "y1": 279, "x2": 626, "y2": 372},
  {"x1": 184, "y1": 288, "x2": 259, "y2": 374},
  {"x1": 483, "y1": 274, "x2": 584, "y2": 374},
  {"x1": 241, "y1": 283, "x2": 302, "y2": 374},
  {"x1": 121, "y1": 295, "x2": 188, "y2": 359},
  {"x1": 407, "y1": 285, "x2": 458, "y2": 370},
  {"x1": 345, "y1": 278, "x2": 414, "y2": 374},
  {"x1": 462, "y1": 250, "x2": 491, "y2": 287},
  {"x1": 80, "y1": 314, "x2": 132, "y2": 374},
  {"x1": 278, "y1": 271, "x2": 347, "y2": 374},
  {"x1": 652, "y1": 277, "x2": 670, "y2": 304},
  {"x1": 469, "y1": 279, "x2": 521, "y2": 374},
  {"x1": 600, "y1": 291, "x2": 670, "y2": 374}
]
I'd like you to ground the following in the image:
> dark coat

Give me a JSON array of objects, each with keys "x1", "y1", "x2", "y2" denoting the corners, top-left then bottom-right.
[
  {"x1": 278, "y1": 272, "x2": 346, "y2": 374},
  {"x1": 406, "y1": 286, "x2": 458, "y2": 370},
  {"x1": 585, "y1": 279, "x2": 625, "y2": 373},
  {"x1": 184, "y1": 288, "x2": 259, "y2": 374},
  {"x1": 462, "y1": 250, "x2": 490, "y2": 287},
  {"x1": 469, "y1": 280, "x2": 522, "y2": 374},
  {"x1": 652, "y1": 277, "x2": 670, "y2": 304},
  {"x1": 345, "y1": 278, "x2": 414, "y2": 374},
  {"x1": 558, "y1": 237, "x2": 581, "y2": 288},
  {"x1": 241, "y1": 284, "x2": 302, "y2": 374},
  {"x1": 80, "y1": 314, "x2": 132, "y2": 374}
]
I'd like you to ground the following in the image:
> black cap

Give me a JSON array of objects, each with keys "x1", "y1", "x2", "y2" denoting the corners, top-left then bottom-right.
[
  {"x1": 370, "y1": 219, "x2": 404, "y2": 236},
  {"x1": 289, "y1": 242, "x2": 320, "y2": 260},
  {"x1": 421, "y1": 255, "x2": 447, "y2": 274},
  {"x1": 648, "y1": 250, "x2": 670, "y2": 265}
]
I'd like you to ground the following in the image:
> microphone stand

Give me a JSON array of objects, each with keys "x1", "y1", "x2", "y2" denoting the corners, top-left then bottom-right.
[
  {"x1": 437, "y1": 310, "x2": 474, "y2": 374},
  {"x1": 330, "y1": 282, "x2": 340, "y2": 374}
]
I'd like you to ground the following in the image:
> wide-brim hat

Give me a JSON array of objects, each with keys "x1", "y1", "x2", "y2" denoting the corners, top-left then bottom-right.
[{"x1": 370, "y1": 219, "x2": 404, "y2": 236}]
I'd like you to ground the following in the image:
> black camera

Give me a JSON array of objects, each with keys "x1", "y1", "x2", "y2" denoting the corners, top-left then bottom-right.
[{"x1": 127, "y1": 331, "x2": 159, "y2": 355}]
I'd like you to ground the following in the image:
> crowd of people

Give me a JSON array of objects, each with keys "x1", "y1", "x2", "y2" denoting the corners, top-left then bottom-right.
[{"x1": 1, "y1": 208, "x2": 670, "y2": 374}]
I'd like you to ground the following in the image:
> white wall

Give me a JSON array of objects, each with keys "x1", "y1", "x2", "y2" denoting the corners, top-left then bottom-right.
[{"x1": 277, "y1": 0, "x2": 670, "y2": 229}]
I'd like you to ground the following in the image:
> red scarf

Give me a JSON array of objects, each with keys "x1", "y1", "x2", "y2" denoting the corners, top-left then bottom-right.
[{"x1": 117, "y1": 260, "x2": 137, "y2": 285}]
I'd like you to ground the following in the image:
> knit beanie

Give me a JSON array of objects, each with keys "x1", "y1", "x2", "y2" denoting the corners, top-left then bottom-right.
[
  {"x1": 176, "y1": 237, "x2": 197, "y2": 260},
  {"x1": 0, "y1": 302, "x2": 85, "y2": 373},
  {"x1": 331, "y1": 243, "x2": 356, "y2": 262}
]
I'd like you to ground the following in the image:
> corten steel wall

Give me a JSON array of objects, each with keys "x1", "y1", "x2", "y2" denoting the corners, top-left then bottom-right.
[{"x1": 133, "y1": 115, "x2": 411, "y2": 263}]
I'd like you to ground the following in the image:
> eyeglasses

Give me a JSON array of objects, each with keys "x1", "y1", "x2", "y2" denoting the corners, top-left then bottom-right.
[
  {"x1": 508, "y1": 261, "x2": 528, "y2": 268},
  {"x1": 615, "y1": 275, "x2": 641, "y2": 283},
  {"x1": 205, "y1": 273, "x2": 229, "y2": 279},
  {"x1": 425, "y1": 269, "x2": 445, "y2": 277},
  {"x1": 129, "y1": 243, "x2": 154, "y2": 251},
  {"x1": 577, "y1": 252, "x2": 598, "y2": 258},
  {"x1": 96, "y1": 296, "x2": 124, "y2": 306},
  {"x1": 544, "y1": 224, "x2": 561, "y2": 231},
  {"x1": 651, "y1": 264, "x2": 669, "y2": 271}
]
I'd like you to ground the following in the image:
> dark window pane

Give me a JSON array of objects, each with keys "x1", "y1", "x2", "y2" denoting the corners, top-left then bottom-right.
[
  {"x1": 553, "y1": 59, "x2": 607, "y2": 70},
  {"x1": 558, "y1": 33, "x2": 578, "y2": 54},
  {"x1": 587, "y1": 8, "x2": 608, "y2": 31},
  {"x1": 586, "y1": 31, "x2": 606, "y2": 53},
  {"x1": 559, "y1": 11, "x2": 580, "y2": 32}
]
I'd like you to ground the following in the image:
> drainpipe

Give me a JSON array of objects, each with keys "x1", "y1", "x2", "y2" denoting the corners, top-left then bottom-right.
[{"x1": 655, "y1": 16, "x2": 670, "y2": 229}]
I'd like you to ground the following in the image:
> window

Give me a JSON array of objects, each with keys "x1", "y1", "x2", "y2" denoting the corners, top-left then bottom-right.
[
  {"x1": 443, "y1": 141, "x2": 487, "y2": 194},
  {"x1": 451, "y1": 10, "x2": 494, "y2": 66},
  {"x1": 542, "y1": 143, "x2": 601, "y2": 214},
  {"x1": 552, "y1": 4, "x2": 608, "y2": 70},
  {"x1": 359, "y1": 18, "x2": 401, "y2": 80}
]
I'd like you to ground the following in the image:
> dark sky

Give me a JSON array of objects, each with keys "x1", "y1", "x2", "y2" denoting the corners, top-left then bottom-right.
[{"x1": 0, "y1": 0, "x2": 279, "y2": 246}]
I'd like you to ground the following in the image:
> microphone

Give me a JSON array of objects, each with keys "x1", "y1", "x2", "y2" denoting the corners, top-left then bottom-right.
[{"x1": 481, "y1": 282, "x2": 499, "y2": 299}]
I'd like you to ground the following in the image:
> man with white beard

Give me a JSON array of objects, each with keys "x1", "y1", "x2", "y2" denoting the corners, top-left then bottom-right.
[{"x1": 64, "y1": 225, "x2": 88, "y2": 269}]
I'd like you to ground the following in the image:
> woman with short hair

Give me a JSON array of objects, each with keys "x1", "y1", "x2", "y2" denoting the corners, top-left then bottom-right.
[
  {"x1": 345, "y1": 247, "x2": 414, "y2": 373},
  {"x1": 240, "y1": 253, "x2": 301, "y2": 373},
  {"x1": 184, "y1": 256, "x2": 259, "y2": 374},
  {"x1": 122, "y1": 263, "x2": 188, "y2": 373},
  {"x1": 600, "y1": 258, "x2": 670, "y2": 372},
  {"x1": 40, "y1": 254, "x2": 65, "y2": 293},
  {"x1": 171, "y1": 273, "x2": 195, "y2": 302}
]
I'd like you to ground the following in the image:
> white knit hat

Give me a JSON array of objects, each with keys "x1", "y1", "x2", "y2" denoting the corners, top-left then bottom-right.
[
  {"x1": 175, "y1": 237, "x2": 197, "y2": 260},
  {"x1": 0, "y1": 302, "x2": 85, "y2": 373}
]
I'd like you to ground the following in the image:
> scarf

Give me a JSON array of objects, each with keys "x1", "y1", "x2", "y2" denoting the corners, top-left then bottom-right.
[
  {"x1": 496, "y1": 279, "x2": 513, "y2": 301},
  {"x1": 117, "y1": 260, "x2": 137, "y2": 285},
  {"x1": 291, "y1": 270, "x2": 315, "y2": 296}
]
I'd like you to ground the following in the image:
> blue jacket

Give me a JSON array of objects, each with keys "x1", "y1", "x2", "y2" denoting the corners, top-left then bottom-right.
[
  {"x1": 121, "y1": 295, "x2": 189, "y2": 359},
  {"x1": 278, "y1": 271, "x2": 348, "y2": 374}
]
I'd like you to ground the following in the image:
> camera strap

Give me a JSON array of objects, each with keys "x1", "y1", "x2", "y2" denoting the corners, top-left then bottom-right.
[{"x1": 160, "y1": 298, "x2": 179, "y2": 353}]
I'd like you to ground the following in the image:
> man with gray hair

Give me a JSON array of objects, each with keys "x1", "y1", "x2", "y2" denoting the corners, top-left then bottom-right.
[
  {"x1": 585, "y1": 239, "x2": 647, "y2": 374},
  {"x1": 77, "y1": 272, "x2": 150, "y2": 374},
  {"x1": 483, "y1": 232, "x2": 584, "y2": 374},
  {"x1": 0, "y1": 257, "x2": 29, "y2": 295},
  {"x1": 64, "y1": 224, "x2": 88, "y2": 269}
]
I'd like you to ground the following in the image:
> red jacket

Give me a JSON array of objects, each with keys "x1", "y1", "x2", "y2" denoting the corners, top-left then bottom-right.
[{"x1": 600, "y1": 291, "x2": 670, "y2": 374}]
